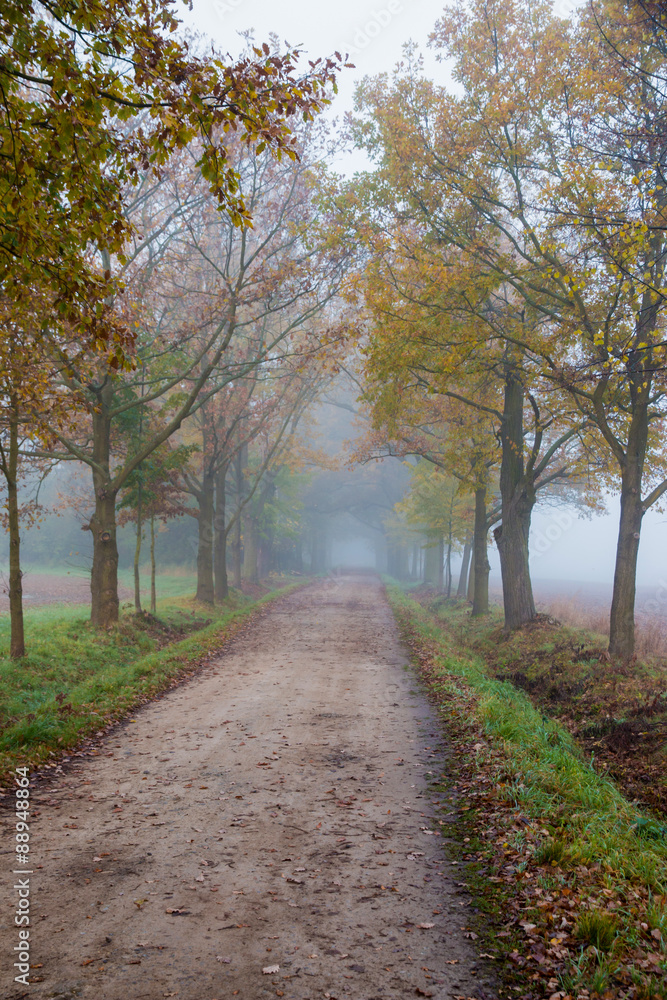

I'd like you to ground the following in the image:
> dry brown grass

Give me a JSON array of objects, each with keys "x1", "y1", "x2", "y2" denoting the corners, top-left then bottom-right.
[{"x1": 544, "y1": 595, "x2": 667, "y2": 661}]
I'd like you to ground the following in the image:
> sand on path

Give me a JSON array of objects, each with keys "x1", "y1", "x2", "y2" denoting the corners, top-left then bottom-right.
[{"x1": 0, "y1": 575, "x2": 495, "y2": 1000}]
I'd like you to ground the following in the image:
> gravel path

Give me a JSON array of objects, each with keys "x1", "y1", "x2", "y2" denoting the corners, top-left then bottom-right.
[{"x1": 0, "y1": 575, "x2": 496, "y2": 1000}]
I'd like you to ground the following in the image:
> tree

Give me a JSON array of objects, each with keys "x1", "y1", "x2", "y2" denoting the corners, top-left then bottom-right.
[
  {"x1": 26, "y1": 121, "x2": 349, "y2": 626},
  {"x1": 0, "y1": 292, "x2": 73, "y2": 657},
  {"x1": 1, "y1": 1, "x2": 343, "y2": 338},
  {"x1": 117, "y1": 439, "x2": 191, "y2": 614},
  {"x1": 164, "y1": 132, "x2": 350, "y2": 602},
  {"x1": 350, "y1": 0, "x2": 667, "y2": 655},
  {"x1": 395, "y1": 461, "x2": 472, "y2": 595},
  {"x1": 347, "y1": 202, "x2": 591, "y2": 627}
]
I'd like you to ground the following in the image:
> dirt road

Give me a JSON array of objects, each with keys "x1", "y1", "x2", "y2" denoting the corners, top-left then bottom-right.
[{"x1": 1, "y1": 576, "x2": 496, "y2": 1000}]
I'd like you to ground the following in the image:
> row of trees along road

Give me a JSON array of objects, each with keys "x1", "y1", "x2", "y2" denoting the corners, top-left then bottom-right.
[
  {"x1": 0, "y1": 0, "x2": 351, "y2": 656},
  {"x1": 343, "y1": 0, "x2": 667, "y2": 661}
]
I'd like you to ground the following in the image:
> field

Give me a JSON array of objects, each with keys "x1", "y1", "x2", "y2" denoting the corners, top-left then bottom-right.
[{"x1": 488, "y1": 578, "x2": 667, "y2": 660}]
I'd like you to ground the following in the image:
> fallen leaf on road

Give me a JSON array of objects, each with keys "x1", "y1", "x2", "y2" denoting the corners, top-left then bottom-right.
[
  {"x1": 165, "y1": 908, "x2": 190, "y2": 915},
  {"x1": 417, "y1": 923, "x2": 435, "y2": 929},
  {"x1": 216, "y1": 956, "x2": 231, "y2": 963},
  {"x1": 262, "y1": 964, "x2": 280, "y2": 974}
]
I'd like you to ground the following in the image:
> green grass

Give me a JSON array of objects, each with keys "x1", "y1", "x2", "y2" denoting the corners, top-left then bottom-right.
[
  {"x1": 575, "y1": 909, "x2": 619, "y2": 951},
  {"x1": 387, "y1": 585, "x2": 667, "y2": 888},
  {"x1": 0, "y1": 577, "x2": 303, "y2": 785},
  {"x1": 117, "y1": 567, "x2": 199, "y2": 601},
  {"x1": 386, "y1": 583, "x2": 667, "y2": 999}
]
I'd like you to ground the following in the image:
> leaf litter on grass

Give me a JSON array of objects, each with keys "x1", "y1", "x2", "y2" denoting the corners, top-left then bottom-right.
[{"x1": 388, "y1": 587, "x2": 667, "y2": 1000}]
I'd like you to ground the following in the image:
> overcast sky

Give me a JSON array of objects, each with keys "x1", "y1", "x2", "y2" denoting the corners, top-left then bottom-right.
[{"x1": 179, "y1": 0, "x2": 667, "y2": 589}]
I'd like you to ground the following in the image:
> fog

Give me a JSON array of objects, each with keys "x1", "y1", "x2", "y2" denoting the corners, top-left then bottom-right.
[
  {"x1": 11, "y1": 384, "x2": 666, "y2": 601},
  {"x1": 297, "y1": 387, "x2": 667, "y2": 603},
  {"x1": 529, "y1": 502, "x2": 667, "y2": 589}
]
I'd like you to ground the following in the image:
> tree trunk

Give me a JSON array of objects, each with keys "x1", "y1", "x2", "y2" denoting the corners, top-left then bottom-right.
[
  {"x1": 467, "y1": 551, "x2": 475, "y2": 603},
  {"x1": 457, "y1": 532, "x2": 472, "y2": 598},
  {"x1": 134, "y1": 488, "x2": 143, "y2": 613},
  {"x1": 609, "y1": 408, "x2": 649, "y2": 660},
  {"x1": 90, "y1": 397, "x2": 120, "y2": 628},
  {"x1": 150, "y1": 515, "x2": 157, "y2": 616},
  {"x1": 311, "y1": 525, "x2": 328, "y2": 573},
  {"x1": 258, "y1": 531, "x2": 273, "y2": 579},
  {"x1": 436, "y1": 536, "x2": 445, "y2": 591},
  {"x1": 387, "y1": 539, "x2": 408, "y2": 579},
  {"x1": 196, "y1": 472, "x2": 215, "y2": 604},
  {"x1": 214, "y1": 462, "x2": 229, "y2": 602},
  {"x1": 423, "y1": 541, "x2": 439, "y2": 586},
  {"x1": 445, "y1": 535, "x2": 452, "y2": 598},
  {"x1": 243, "y1": 514, "x2": 259, "y2": 584},
  {"x1": 294, "y1": 536, "x2": 304, "y2": 573},
  {"x1": 495, "y1": 365, "x2": 536, "y2": 630},
  {"x1": 257, "y1": 476, "x2": 276, "y2": 580},
  {"x1": 232, "y1": 444, "x2": 245, "y2": 589},
  {"x1": 7, "y1": 401, "x2": 25, "y2": 659},
  {"x1": 472, "y1": 487, "x2": 490, "y2": 616}
]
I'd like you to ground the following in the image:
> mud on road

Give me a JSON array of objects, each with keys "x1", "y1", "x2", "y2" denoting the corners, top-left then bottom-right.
[{"x1": 0, "y1": 576, "x2": 496, "y2": 1000}]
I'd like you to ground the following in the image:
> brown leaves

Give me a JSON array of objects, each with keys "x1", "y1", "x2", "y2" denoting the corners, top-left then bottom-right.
[{"x1": 400, "y1": 602, "x2": 667, "y2": 1000}]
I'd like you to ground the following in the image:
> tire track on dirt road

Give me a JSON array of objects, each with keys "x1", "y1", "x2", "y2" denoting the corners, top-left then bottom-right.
[{"x1": 1, "y1": 575, "x2": 496, "y2": 1000}]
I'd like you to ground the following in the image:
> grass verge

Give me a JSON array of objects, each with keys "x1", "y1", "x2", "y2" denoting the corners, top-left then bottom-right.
[
  {"x1": 386, "y1": 582, "x2": 667, "y2": 1000},
  {"x1": 0, "y1": 579, "x2": 305, "y2": 788},
  {"x1": 425, "y1": 593, "x2": 667, "y2": 820}
]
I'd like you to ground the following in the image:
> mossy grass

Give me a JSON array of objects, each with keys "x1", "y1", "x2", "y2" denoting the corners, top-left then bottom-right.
[{"x1": 0, "y1": 577, "x2": 304, "y2": 785}]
